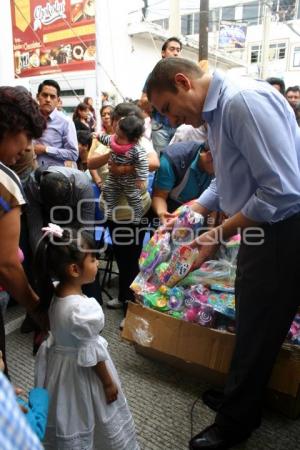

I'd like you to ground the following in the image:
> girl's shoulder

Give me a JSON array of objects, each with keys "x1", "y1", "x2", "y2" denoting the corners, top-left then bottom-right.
[
  {"x1": 52, "y1": 294, "x2": 104, "y2": 337},
  {"x1": 69, "y1": 297, "x2": 105, "y2": 339},
  {"x1": 53, "y1": 293, "x2": 100, "y2": 307}
]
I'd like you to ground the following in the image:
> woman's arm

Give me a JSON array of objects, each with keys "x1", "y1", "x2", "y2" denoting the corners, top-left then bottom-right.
[
  {"x1": 0, "y1": 207, "x2": 39, "y2": 312},
  {"x1": 89, "y1": 169, "x2": 103, "y2": 187},
  {"x1": 87, "y1": 151, "x2": 110, "y2": 170},
  {"x1": 108, "y1": 149, "x2": 160, "y2": 177},
  {"x1": 148, "y1": 150, "x2": 160, "y2": 172}
]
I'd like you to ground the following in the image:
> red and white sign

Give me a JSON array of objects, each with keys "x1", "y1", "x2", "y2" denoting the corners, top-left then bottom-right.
[{"x1": 11, "y1": 0, "x2": 96, "y2": 78}]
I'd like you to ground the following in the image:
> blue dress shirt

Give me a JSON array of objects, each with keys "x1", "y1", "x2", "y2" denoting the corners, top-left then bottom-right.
[
  {"x1": 34, "y1": 108, "x2": 78, "y2": 169},
  {"x1": 197, "y1": 71, "x2": 300, "y2": 223},
  {"x1": 0, "y1": 372, "x2": 43, "y2": 449}
]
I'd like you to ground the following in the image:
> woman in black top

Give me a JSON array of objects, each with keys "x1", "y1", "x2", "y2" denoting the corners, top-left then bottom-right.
[{"x1": 73, "y1": 103, "x2": 92, "y2": 132}]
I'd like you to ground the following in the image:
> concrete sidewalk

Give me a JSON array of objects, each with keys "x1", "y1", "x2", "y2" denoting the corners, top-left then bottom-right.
[{"x1": 4, "y1": 286, "x2": 300, "y2": 450}]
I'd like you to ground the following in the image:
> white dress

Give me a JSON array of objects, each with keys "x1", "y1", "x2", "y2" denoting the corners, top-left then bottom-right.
[{"x1": 35, "y1": 294, "x2": 139, "y2": 450}]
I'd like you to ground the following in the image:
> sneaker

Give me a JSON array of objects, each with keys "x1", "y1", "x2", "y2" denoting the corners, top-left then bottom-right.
[
  {"x1": 119, "y1": 318, "x2": 125, "y2": 330},
  {"x1": 106, "y1": 298, "x2": 123, "y2": 309}
]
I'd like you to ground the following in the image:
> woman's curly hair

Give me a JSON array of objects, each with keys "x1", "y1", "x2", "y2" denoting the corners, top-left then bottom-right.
[{"x1": 0, "y1": 86, "x2": 46, "y2": 142}]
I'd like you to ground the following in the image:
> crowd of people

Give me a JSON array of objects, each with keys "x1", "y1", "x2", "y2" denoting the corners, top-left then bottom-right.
[{"x1": 0, "y1": 34, "x2": 300, "y2": 450}]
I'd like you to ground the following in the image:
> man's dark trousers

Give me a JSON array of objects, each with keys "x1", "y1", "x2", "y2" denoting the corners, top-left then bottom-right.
[{"x1": 215, "y1": 214, "x2": 300, "y2": 434}]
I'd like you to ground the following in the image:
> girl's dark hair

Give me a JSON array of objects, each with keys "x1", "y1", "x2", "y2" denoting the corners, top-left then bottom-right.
[
  {"x1": 112, "y1": 102, "x2": 144, "y2": 122},
  {"x1": 34, "y1": 228, "x2": 95, "y2": 310},
  {"x1": 77, "y1": 130, "x2": 92, "y2": 148},
  {"x1": 73, "y1": 102, "x2": 89, "y2": 120},
  {"x1": 0, "y1": 86, "x2": 46, "y2": 142},
  {"x1": 118, "y1": 115, "x2": 145, "y2": 141}
]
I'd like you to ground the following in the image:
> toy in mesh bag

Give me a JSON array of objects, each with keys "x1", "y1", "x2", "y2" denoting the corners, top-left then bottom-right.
[
  {"x1": 131, "y1": 230, "x2": 171, "y2": 294},
  {"x1": 287, "y1": 314, "x2": 300, "y2": 345},
  {"x1": 139, "y1": 230, "x2": 171, "y2": 275},
  {"x1": 171, "y1": 205, "x2": 204, "y2": 246},
  {"x1": 154, "y1": 245, "x2": 198, "y2": 287},
  {"x1": 179, "y1": 234, "x2": 240, "y2": 289}
]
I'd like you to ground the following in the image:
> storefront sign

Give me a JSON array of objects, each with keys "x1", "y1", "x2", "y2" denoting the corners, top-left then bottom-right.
[{"x1": 11, "y1": 0, "x2": 96, "y2": 78}]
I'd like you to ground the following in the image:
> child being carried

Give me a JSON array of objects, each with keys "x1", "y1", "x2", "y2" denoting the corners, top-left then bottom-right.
[{"x1": 99, "y1": 114, "x2": 149, "y2": 222}]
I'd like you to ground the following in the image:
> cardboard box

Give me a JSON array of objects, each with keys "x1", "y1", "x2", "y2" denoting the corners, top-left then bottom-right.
[{"x1": 122, "y1": 302, "x2": 300, "y2": 419}]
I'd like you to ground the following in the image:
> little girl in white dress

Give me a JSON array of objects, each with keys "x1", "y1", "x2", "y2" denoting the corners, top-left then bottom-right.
[{"x1": 34, "y1": 224, "x2": 139, "y2": 450}]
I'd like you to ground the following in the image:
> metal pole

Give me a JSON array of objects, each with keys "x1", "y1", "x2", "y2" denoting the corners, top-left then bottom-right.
[{"x1": 199, "y1": 0, "x2": 209, "y2": 64}]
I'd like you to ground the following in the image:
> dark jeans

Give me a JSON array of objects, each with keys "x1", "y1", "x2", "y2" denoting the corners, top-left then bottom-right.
[
  {"x1": 107, "y1": 216, "x2": 150, "y2": 314},
  {"x1": 215, "y1": 214, "x2": 300, "y2": 434}
]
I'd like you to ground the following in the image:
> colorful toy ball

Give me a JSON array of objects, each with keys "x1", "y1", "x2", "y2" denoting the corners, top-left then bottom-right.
[
  {"x1": 184, "y1": 307, "x2": 199, "y2": 322},
  {"x1": 168, "y1": 295, "x2": 184, "y2": 311},
  {"x1": 196, "y1": 304, "x2": 214, "y2": 327}
]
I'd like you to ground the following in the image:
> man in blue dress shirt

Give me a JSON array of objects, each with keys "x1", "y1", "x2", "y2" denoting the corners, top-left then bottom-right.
[
  {"x1": 33, "y1": 79, "x2": 78, "y2": 169},
  {"x1": 146, "y1": 57, "x2": 300, "y2": 449}
]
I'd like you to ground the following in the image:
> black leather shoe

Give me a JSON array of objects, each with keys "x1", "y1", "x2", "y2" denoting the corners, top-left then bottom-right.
[
  {"x1": 20, "y1": 314, "x2": 36, "y2": 334},
  {"x1": 202, "y1": 389, "x2": 224, "y2": 411},
  {"x1": 189, "y1": 424, "x2": 250, "y2": 449}
]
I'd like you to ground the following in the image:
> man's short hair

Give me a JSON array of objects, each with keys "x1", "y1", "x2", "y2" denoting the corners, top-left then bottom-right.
[
  {"x1": 146, "y1": 57, "x2": 203, "y2": 101},
  {"x1": 265, "y1": 77, "x2": 286, "y2": 95},
  {"x1": 161, "y1": 37, "x2": 182, "y2": 52},
  {"x1": 39, "y1": 171, "x2": 73, "y2": 207},
  {"x1": 37, "y1": 79, "x2": 61, "y2": 97},
  {"x1": 77, "y1": 130, "x2": 92, "y2": 149},
  {"x1": 285, "y1": 85, "x2": 300, "y2": 95}
]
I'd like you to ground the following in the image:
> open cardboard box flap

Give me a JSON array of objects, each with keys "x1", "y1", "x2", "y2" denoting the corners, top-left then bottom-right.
[{"x1": 122, "y1": 302, "x2": 300, "y2": 398}]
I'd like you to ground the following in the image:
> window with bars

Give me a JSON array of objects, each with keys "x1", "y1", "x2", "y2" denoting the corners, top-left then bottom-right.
[
  {"x1": 250, "y1": 45, "x2": 261, "y2": 63},
  {"x1": 269, "y1": 43, "x2": 287, "y2": 60},
  {"x1": 250, "y1": 42, "x2": 287, "y2": 63}
]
